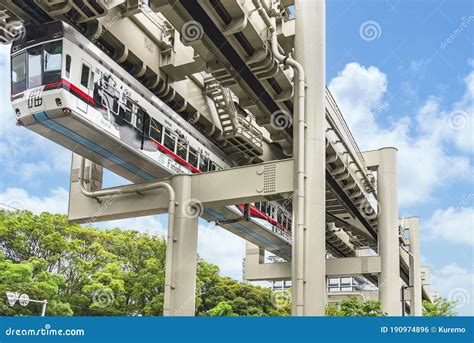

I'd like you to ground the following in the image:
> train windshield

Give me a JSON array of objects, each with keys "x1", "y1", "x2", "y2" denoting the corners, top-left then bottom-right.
[{"x1": 11, "y1": 40, "x2": 62, "y2": 94}]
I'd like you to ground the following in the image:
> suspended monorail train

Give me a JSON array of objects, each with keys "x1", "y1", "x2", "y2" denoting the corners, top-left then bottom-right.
[{"x1": 10, "y1": 21, "x2": 292, "y2": 258}]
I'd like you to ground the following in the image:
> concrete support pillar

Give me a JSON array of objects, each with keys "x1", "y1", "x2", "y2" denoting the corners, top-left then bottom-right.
[
  {"x1": 163, "y1": 175, "x2": 198, "y2": 316},
  {"x1": 294, "y1": 0, "x2": 326, "y2": 316},
  {"x1": 405, "y1": 217, "x2": 422, "y2": 316},
  {"x1": 377, "y1": 148, "x2": 401, "y2": 316},
  {"x1": 246, "y1": 242, "x2": 265, "y2": 265}
]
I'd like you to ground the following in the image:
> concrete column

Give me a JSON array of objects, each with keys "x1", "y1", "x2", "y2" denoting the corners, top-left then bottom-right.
[
  {"x1": 246, "y1": 242, "x2": 265, "y2": 265},
  {"x1": 377, "y1": 148, "x2": 401, "y2": 316},
  {"x1": 163, "y1": 174, "x2": 198, "y2": 316},
  {"x1": 405, "y1": 217, "x2": 422, "y2": 316},
  {"x1": 294, "y1": 0, "x2": 326, "y2": 316}
]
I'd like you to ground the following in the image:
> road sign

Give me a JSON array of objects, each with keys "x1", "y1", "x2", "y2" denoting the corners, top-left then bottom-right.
[
  {"x1": 6, "y1": 292, "x2": 19, "y2": 306},
  {"x1": 19, "y1": 293, "x2": 30, "y2": 306}
]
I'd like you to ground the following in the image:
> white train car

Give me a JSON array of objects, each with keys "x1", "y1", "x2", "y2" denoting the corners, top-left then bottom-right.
[{"x1": 10, "y1": 21, "x2": 292, "y2": 259}]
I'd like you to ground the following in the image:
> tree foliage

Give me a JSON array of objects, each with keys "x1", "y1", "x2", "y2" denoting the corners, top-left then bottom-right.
[
  {"x1": 325, "y1": 297, "x2": 386, "y2": 316},
  {"x1": 0, "y1": 210, "x2": 281, "y2": 316},
  {"x1": 206, "y1": 301, "x2": 235, "y2": 316},
  {"x1": 423, "y1": 297, "x2": 456, "y2": 316}
]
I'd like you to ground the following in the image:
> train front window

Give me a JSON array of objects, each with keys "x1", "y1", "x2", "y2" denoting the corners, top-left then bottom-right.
[
  {"x1": 12, "y1": 40, "x2": 63, "y2": 92},
  {"x1": 43, "y1": 41, "x2": 62, "y2": 84},
  {"x1": 11, "y1": 53, "x2": 26, "y2": 94},
  {"x1": 27, "y1": 46, "x2": 42, "y2": 88}
]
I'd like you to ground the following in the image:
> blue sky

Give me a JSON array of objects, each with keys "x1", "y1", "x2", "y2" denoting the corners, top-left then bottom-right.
[{"x1": 0, "y1": 0, "x2": 472, "y2": 315}]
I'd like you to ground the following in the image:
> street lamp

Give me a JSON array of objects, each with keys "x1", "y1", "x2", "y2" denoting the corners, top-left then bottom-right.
[{"x1": 6, "y1": 292, "x2": 48, "y2": 316}]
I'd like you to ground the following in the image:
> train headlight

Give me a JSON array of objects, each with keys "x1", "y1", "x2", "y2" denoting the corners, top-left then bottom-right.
[
  {"x1": 55, "y1": 98, "x2": 62, "y2": 107},
  {"x1": 15, "y1": 108, "x2": 21, "y2": 117},
  {"x1": 62, "y1": 107, "x2": 72, "y2": 116}
]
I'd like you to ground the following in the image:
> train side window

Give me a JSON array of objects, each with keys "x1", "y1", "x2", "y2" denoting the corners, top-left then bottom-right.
[
  {"x1": 277, "y1": 210, "x2": 282, "y2": 224},
  {"x1": 124, "y1": 99, "x2": 133, "y2": 123},
  {"x1": 163, "y1": 129, "x2": 176, "y2": 152},
  {"x1": 11, "y1": 52, "x2": 26, "y2": 94},
  {"x1": 176, "y1": 141, "x2": 187, "y2": 160},
  {"x1": 188, "y1": 146, "x2": 198, "y2": 168},
  {"x1": 149, "y1": 119, "x2": 163, "y2": 143},
  {"x1": 261, "y1": 201, "x2": 267, "y2": 214},
  {"x1": 65, "y1": 55, "x2": 71, "y2": 78},
  {"x1": 80, "y1": 64, "x2": 90, "y2": 88},
  {"x1": 135, "y1": 107, "x2": 144, "y2": 131},
  {"x1": 199, "y1": 155, "x2": 209, "y2": 172},
  {"x1": 209, "y1": 163, "x2": 216, "y2": 171}
]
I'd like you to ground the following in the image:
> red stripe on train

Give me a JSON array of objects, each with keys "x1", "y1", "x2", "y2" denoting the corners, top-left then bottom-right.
[{"x1": 151, "y1": 140, "x2": 201, "y2": 174}]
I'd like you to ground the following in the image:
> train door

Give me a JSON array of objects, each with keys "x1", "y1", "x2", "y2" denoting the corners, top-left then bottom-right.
[{"x1": 77, "y1": 60, "x2": 93, "y2": 113}]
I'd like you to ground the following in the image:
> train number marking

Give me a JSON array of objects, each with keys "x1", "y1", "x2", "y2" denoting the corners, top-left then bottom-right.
[{"x1": 27, "y1": 89, "x2": 43, "y2": 108}]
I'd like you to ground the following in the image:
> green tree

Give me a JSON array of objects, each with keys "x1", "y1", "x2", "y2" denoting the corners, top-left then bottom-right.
[
  {"x1": 0, "y1": 210, "x2": 168, "y2": 316},
  {"x1": 423, "y1": 297, "x2": 456, "y2": 316},
  {"x1": 0, "y1": 258, "x2": 73, "y2": 316},
  {"x1": 325, "y1": 297, "x2": 386, "y2": 316},
  {"x1": 0, "y1": 210, "x2": 282, "y2": 317},
  {"x1": 206, "y1": 301, "x2": 235, "y2": 316}
]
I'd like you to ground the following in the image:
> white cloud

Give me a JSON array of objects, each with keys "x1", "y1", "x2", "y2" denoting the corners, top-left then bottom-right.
[
  {"x1": 0, "y1": 44, "x2": 70, "y2": 183},
  {"x1": 198, "y1": 221, "x2": 246, "y2": 280},
  {"x1": 431, "y1": 263, "x2": 474, "y2": 316},
  {"x1": 90, "y1": 215, "x2": 166, "y2": 237},
  {"x1": 425, "y1": 206, "x2": 474, "y2": 246},
  {"x1": 0, "y1": 187, "x2": 69, "y2": 214},
  {"x1": 329, "y1": 62, "x2": 472, "y2": 207},
  {"x1": 19, "y1": 161, "x2": 52, "y2": 182}
]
